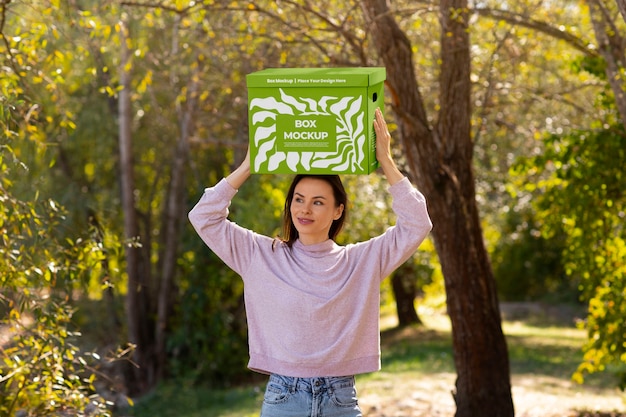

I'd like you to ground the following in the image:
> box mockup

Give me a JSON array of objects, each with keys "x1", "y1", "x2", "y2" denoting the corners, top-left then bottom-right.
[{"x1": 246, "y1": 67, "x2": 386, "y2": 174}]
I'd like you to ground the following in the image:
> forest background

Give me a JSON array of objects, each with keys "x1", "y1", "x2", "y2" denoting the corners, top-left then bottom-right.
[{"x1": 1, "y1": 0, "x2": 625, "y2": 416}]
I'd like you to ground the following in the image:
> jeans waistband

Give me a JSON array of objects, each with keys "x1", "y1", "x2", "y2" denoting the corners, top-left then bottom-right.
[{"x1": 268, "y1": 373, "x2": 356, "y2": 393}]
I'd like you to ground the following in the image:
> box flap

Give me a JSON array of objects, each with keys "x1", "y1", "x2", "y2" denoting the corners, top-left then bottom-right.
[{"x1": 246, "y1": 67, "x2": 386, "y2": 87}]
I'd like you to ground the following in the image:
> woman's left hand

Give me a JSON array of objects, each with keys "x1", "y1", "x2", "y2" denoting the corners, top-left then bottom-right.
[{"x1": 373, "y1": 108, "x2": 393, "y2": 165}]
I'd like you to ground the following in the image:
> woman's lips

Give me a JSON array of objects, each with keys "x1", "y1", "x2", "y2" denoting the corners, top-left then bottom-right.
[{"x1": 298, "y1": 217, "x2": 313, "y2": 225}]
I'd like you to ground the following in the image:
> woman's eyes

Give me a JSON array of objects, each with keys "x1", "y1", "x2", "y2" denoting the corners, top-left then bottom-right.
[{"x1": 293, "y1": 198, "x2": 323, "y2": 205}]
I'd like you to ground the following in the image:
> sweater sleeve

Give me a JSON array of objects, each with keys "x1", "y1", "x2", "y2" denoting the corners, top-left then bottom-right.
[
  {"x1": 188, "y1": 178, "x2": 261, "y2": 276},
  {"x1": 354, "y1": 177, "x2": 432, "y2": 280}
]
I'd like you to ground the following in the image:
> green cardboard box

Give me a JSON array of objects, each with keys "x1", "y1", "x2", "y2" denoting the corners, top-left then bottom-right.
[{"x1": 246, "y1": 67, "x2": 386, "y2": 174}]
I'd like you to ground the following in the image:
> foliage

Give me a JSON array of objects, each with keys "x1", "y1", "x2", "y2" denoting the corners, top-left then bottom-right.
[
  {"x1": 490, "y1": 207, "x2": 571, "y2": 302},
  {"x1": 0, "y1": 146, "x2": 113, "y2": 416},
  {"x1": 435, "y1": 0, "x2": 604, "y2": 305},
  {"x1": 169, "y1": 233, "x2": 252, "y2": 385},
  {"x1": 0, "y1": 2, "x2": 118, "y2": 414},
  {"x1": 511, "y1": 126, "x2": 626, "y2": 389}
]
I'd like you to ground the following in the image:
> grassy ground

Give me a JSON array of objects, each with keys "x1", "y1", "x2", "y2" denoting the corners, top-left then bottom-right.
[{"x1": 121, "y1": 307, "x2": 625, "y2": 417}]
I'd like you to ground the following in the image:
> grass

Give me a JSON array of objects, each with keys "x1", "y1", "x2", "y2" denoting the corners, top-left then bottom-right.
[
  {"x1": 121, "y1": 309, "x2": 624, "y2": 417},
  {"x1": 123, "y1": 382, "x2": 264, "y2": 417}
]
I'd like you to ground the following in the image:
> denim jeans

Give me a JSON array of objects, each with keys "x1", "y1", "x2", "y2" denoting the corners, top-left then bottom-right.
[{"x1": 260, "y1": 374, "x2": 362, "y2": 417}]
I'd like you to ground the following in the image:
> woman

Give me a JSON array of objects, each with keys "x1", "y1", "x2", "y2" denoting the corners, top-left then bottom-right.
[{"x1": 188, "y1": 108, "x2": 432, "y2": 416}]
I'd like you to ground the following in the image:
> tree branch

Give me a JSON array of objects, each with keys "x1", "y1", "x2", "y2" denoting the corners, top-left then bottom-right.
[
  {"x1": 618, "y1": 0, "x2": 626, "y2": 23},
  {"x1": 246, "y1": 0, "x2": 367, "y2": 65},
  {"x1": 474, "y1": 7, "x2": 599, "y2": 58},
  {"x1": 280, "y1": 0, "x2": 368, "y2": 64},
  {"x1": 119, "y1": 1, "x2": 195, "y2": 14}
]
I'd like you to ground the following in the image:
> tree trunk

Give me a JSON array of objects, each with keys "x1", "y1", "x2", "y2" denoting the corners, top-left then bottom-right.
[
  {"x1": 154, "y1": 58, "x2": 200, "y2": 380},
  {"x1": 391, "y1": 263, "x2": 422, "y2": 327},
  {"x1": 118, "y1": 18, "x2": 155, "y2": 396},
  {"x1": 361, "y1": 1, "x2": 514, "y2": 416}
]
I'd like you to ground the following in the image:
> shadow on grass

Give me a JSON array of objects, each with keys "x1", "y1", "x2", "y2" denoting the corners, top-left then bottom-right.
[
  {"x1": 507, "y1": 334, "x2": 584, "y2": 379},
  {"x1": 380, "y1": 325, "x2": 455, "y2": 374},
  {"x1": 380, "y1": 319, "x2": 619, "y2": 390}
]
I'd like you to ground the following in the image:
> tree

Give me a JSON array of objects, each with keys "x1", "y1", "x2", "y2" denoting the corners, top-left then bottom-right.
[
  {"x1": 391, "y1": 261, "x2": 422, "y2": 327},
  {"x1": 361, "y1": 0, "x2": 515, "y2": 416},
  {"x1": 154, "y1": 17, "x2": 210, "y2": 380},
  {"x1": 117, "y1": 15, "x2": 157, "y2": 394},
  {"x1": 447, "y1": 0, "x2": 626, "y2": 392}
]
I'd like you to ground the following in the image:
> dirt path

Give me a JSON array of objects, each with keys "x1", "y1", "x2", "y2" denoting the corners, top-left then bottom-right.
[{"x1": 358, "y1": 372, "x2": 625, "y2": 417}]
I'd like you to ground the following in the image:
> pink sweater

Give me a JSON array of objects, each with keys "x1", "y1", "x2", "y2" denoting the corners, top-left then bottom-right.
[{"x1": 188, "y1": 177, "x2": 432, "y2": 377}]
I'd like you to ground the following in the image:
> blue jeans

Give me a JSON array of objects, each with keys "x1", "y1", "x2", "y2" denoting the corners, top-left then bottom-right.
[{"x1": 260, "y1": 374, "x2": 363, "y2": 417}]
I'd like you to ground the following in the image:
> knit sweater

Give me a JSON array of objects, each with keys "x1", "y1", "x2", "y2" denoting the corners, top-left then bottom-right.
[{"x1": 188, "y1": 177, "x2": 432, "y2": 378}]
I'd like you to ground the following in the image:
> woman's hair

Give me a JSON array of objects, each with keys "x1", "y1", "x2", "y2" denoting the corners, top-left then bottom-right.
[{"x1": 278, "y1": 174, "x2": 348, "y2": 248}]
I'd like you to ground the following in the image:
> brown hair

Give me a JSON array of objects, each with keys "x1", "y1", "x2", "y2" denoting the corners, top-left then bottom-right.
[{"x1": 278, "y1": 174, "x2": 348, "y2": 248}]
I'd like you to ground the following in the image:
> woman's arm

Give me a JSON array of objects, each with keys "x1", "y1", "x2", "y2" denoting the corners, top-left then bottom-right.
[
  {"x1": 225, "y1": 146, "x2": 251, "y2": 190},
  {"x1": 188, "y1": 147, "x2": 263, "y2": 277},
  {"x1": 373, "y1": 108, "x2": 404, "y2": 185}
]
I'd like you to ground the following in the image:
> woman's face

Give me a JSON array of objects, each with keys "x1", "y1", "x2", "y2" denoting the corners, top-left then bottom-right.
[{"x1": 290, "y1": 177, "x2": 344, "y2": 245}]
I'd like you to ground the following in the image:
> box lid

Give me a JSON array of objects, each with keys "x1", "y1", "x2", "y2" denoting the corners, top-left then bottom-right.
[{"x1": 246, "y1": 67, "x2": 386, "y2": 88}]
